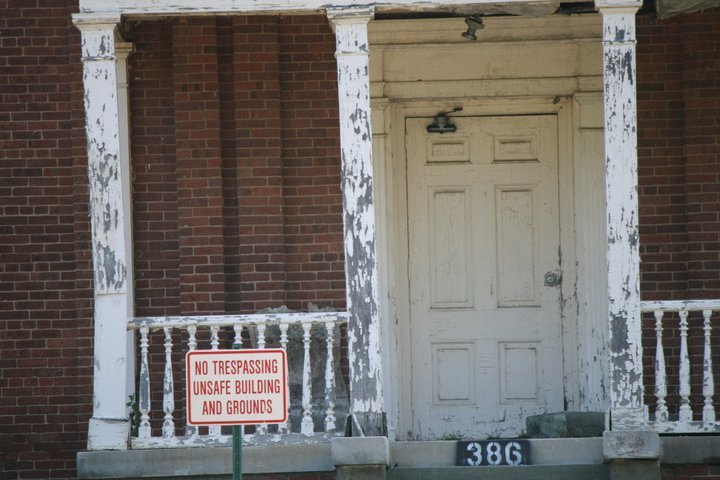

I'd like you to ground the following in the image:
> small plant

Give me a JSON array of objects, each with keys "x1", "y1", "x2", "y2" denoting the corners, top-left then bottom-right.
[
  {"x1": 126, "y1": 394, "x2": 141, "y2": 437},
  {"x1": 440, "y1": 432, "x2": 466, "y2": 440}
]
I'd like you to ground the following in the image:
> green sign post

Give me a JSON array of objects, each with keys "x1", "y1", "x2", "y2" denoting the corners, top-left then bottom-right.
[{"x1": 186, "y1": 345, "x2": 289, "y2": 479}]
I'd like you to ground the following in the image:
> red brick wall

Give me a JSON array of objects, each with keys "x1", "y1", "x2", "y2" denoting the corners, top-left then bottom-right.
[
  {"x1": 637, "y1": 7, "x2": 720, "y2": 418},
  {"x1": 0, "y1": 1, "x2": 92, "y2": 478},
  {"x1": 129, "y1": 15, "x2": 343, "y2": 319},
  {"x1": 637, "y1": 7, "x2": 720, "y2": 301}
]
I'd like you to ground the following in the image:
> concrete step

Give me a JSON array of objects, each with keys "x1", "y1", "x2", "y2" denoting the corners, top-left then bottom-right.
[{"x1": 387, "y1": 464, "x2": 609, "y2": 480}]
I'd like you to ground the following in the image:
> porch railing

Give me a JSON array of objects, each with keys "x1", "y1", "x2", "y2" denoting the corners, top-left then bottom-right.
[
  {"x1": 641, "y1": 300, "x2": 720, "y2": 433},
  {"x1": 127, "y1": 311, "x2": 349, "y2": 448}
]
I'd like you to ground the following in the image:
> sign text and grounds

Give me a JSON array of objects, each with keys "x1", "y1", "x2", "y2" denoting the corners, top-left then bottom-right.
[{"x1": 186, "y1": 349, "x2": 288, "y2": 426}]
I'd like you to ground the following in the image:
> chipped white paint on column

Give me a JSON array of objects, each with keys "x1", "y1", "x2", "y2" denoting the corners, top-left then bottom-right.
[
  {"x1": 678, "y1": 309, "x2": 692, "y2": 422},
  {"x1": 185, "y1": 325, "x2": 198, "y2": 437},
  {"x1": 328, "y1": 7, "x2": 385, "y2": 437},
  {"x1": 324, "y1": 319, "x2": 337, "y2": 432},
  {"x1": 74, "y1": 14, "x2": 135, "y2": 450},
  {"x1": 702, "y1": 310, "x2": 715, "y2": 423},
  {"x1": 653, "y1": 310, "x2": 668, "y2": 422},
  {"x1": 598, "y1": 2, "x2": 645, "y2": 430},
  {"x1": 138, "y1": 323, "x2": 152, "y2": 438},
  {"x1": 162, "y1": 327, "x2": 176, "y2": 438},
  {"x1": 278, "y1": 322, "x2": 290, "y2": 434},
  {"x1": 301, "y1": 320, "x2": 314, "y2": 435}
]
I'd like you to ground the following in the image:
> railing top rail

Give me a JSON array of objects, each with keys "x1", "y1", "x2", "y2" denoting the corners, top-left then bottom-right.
[
  {"x1": 128, "y1": 311, "x2": 349, "y2": 330},
  {"x1": 640, "y1": 299, "x2": 720, "y2": 312}
]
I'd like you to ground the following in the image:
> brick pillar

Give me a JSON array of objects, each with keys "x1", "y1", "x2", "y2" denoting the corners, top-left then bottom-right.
[
  {"x1": 172, "y1": 18, "x2": 226, "y2": 314},
  {"x1": 227, "y1": 16, "x2": 286, "y2": 312}
]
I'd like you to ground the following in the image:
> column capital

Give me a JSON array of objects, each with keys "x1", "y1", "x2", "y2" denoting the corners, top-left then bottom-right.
[
  {"x1": 73, "y1": 14, "x2": 126, "y2": 61},
  {"x1": 595, "y1": 0, "x2": 642, "y2": 10},
  {"x1": 72, "y1": 13, "x2": 122, "y2": 31},
  {"x1": 326, "y1": 6, "x2": 374, "y2": 24},
  {"x1": 599, "y1": 3, "x2": 639, "y2": 46}
]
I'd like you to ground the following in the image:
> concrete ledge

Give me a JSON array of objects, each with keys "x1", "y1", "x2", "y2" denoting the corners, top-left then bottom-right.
[
  {"x1": 77, "y1": 435, "x2": 720, "y2": 479},
  {"x1": 660, "y1": 436, "x2": 720, "y2": 464},
  {"x1": 388, "y1": 465, "x2": 610, "y2": 480},
  {"x1": 603, "y1": 431, "x2": 660, "y2": 460},
  {"x1": 78, "y1": 443, "x2": 333, "y2": 479},
  {"x1": 332, "y1": 437, "x2": 390, "y2": 466},
  {"x1": 391, "y1": 438, "x2": 604, "y2": 467}
]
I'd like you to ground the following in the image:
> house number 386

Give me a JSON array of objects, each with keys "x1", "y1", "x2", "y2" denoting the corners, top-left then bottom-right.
[{"x1": 462, "y1": 440, "x2": 525, "y2": 466}]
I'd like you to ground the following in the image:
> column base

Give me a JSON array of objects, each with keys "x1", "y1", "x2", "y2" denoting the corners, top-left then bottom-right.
[
  {"x1": 604, "y1": 430, "x2": 660, "y2": 480},
  {"x1": 87, "y1": 417, "x2": 130, "y2": 450},
  {"x1": 332, "y1": 437, "x2": 389, "y2": 480}
]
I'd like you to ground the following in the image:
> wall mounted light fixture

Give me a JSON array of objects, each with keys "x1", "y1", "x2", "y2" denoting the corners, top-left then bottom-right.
[
  {"x1": 427, "y1": 107, "x2": 463, "y2": 134},
  {"x1": 462, "y1": 16, "x2": 484, "y2": 41}
]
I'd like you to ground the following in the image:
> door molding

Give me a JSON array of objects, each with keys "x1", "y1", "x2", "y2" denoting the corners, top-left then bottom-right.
[{"x1": 377, "y1": 97, "x2": 581, "y2": 440}]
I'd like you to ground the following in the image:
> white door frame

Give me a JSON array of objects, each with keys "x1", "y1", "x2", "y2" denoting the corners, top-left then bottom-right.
[{"x1": 376, "y1": 97, "x2": 580, "y2": 440}]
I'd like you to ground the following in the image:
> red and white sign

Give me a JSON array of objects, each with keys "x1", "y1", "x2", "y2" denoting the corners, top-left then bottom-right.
[{"x1": 186, "y1": 348, "x2": 288, "y2": 426}]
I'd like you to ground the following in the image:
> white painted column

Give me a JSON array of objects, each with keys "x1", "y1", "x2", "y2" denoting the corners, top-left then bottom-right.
[
  {"x1": 328, "y1": 8, "x2": 385, "y2": 437},
  {"x1": 73, "y1": 15, "x2": 135, "y2": 450},
  {"x1": 598, "y1": 1, "x2": 646, "y2": 430}
]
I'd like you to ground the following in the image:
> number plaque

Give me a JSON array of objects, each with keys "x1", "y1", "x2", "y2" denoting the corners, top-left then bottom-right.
[{"x1": 456, "y1": 440, "x2": 530, "y2": 466}]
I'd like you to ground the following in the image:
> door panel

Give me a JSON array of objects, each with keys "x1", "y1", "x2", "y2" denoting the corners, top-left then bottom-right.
[{"x1": 406, "y1": 114, "x2": 564, "y2": 439}]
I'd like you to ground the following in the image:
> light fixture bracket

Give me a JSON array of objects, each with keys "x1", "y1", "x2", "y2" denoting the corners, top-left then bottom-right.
[
  {"x1": 427, "y1": 107, "x2": 463, "y2": 134},
  {"x1": 462, "y1": 16, "x2": 484, "y2": 41}
]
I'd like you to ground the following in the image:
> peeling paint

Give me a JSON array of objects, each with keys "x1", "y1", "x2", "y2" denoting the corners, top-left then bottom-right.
[
  {"x1": 329, "y1": 8, "x2": 385, "y2": 437},
  {"x1": 76, "y1": 17, "x2": 135, "y2": 451},
  {"x1": 79, "y1": 24, "x2": 130, "y2": 295},
  {"x1": 600, "y1": 5, "x2": 645, "y2": 430}
]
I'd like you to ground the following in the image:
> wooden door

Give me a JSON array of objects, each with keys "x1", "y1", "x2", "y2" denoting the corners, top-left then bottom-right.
[{"x1": 406, "y1": 114, "x2": 564, "y2": 439}]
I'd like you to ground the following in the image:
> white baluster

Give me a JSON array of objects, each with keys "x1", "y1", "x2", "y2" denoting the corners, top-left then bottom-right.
[
  {"x1": 231, "y1": 323, "x2": 245, "y2": 439},
  {"x1": 185, "y1": 325, "x2": 198, "y2": 437},
  {"x1": 703, "y1": 309, "x2": 715, "y2": 423},
  {"x1": 233, "y1": 324, "x2": 243, "y2": 348},
  {"x1": 301, "y1": 320, "x2": 314, "y2": 435},
  {"x1": 138, "y1": 323, "x2": 151, "y2": 438},
  {"x1": 162, "y1": 327, "x2": 175, "y2": 438},
  {"x1": 324, "y1": 319, "x2": 337, "y2": 432},
  {"x1": 257, "y1": 323, "x2": 266, "y2": 349},
  {"x1": 678, "y1": 309, "x2": 693, "y2": 422},
  {"x1": 209, "y1": 324, "x2": 221, "y2": 438},
  {"x1": 256, "y1": 322, "x2": 268, "y2": 435},
  {"x1": 654, "y1": 310, "x2": 668, "y2": 422},
  {"x1": 211, "y1": 324, "x2": 220, "y2": 350},
  {"x1": 278, "y1": 322, "x2": 290, "y2": 434}
]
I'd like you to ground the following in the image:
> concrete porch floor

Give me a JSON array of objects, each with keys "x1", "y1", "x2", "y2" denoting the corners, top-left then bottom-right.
[{"x1": 77, "y1": 436, "x2": 720, "y2": 479}]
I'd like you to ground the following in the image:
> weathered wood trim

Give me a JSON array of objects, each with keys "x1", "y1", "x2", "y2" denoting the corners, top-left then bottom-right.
[
  {"x1": 640, "y1": 300, "x2": 720, "y2": 312},
  {"x1": 328, "y1": 8, "x2": 386, "y2": 437},
  {"x1": 129, "y1": 311, "x2": 348, "y2": 329},
  {"x1": 75, "y1": 16, "x2": 135, "y2": 450},
  {"x1": 572, "y1": 92, "x2": 610, "y2": 412},
  {"x1": 79, "y1": 0, "x2": 560, "y2": 17},
  {"x1": 598, "y1": 2, "x2": 645, "y2": 430},
  {"x1": 77, "y1": 20, "x2": 129, "y2": 295}
]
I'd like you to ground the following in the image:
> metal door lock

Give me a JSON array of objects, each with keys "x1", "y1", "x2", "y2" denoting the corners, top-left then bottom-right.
[{"x1": 544, "y1": 272, "x2": 562, "y2": 287}]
